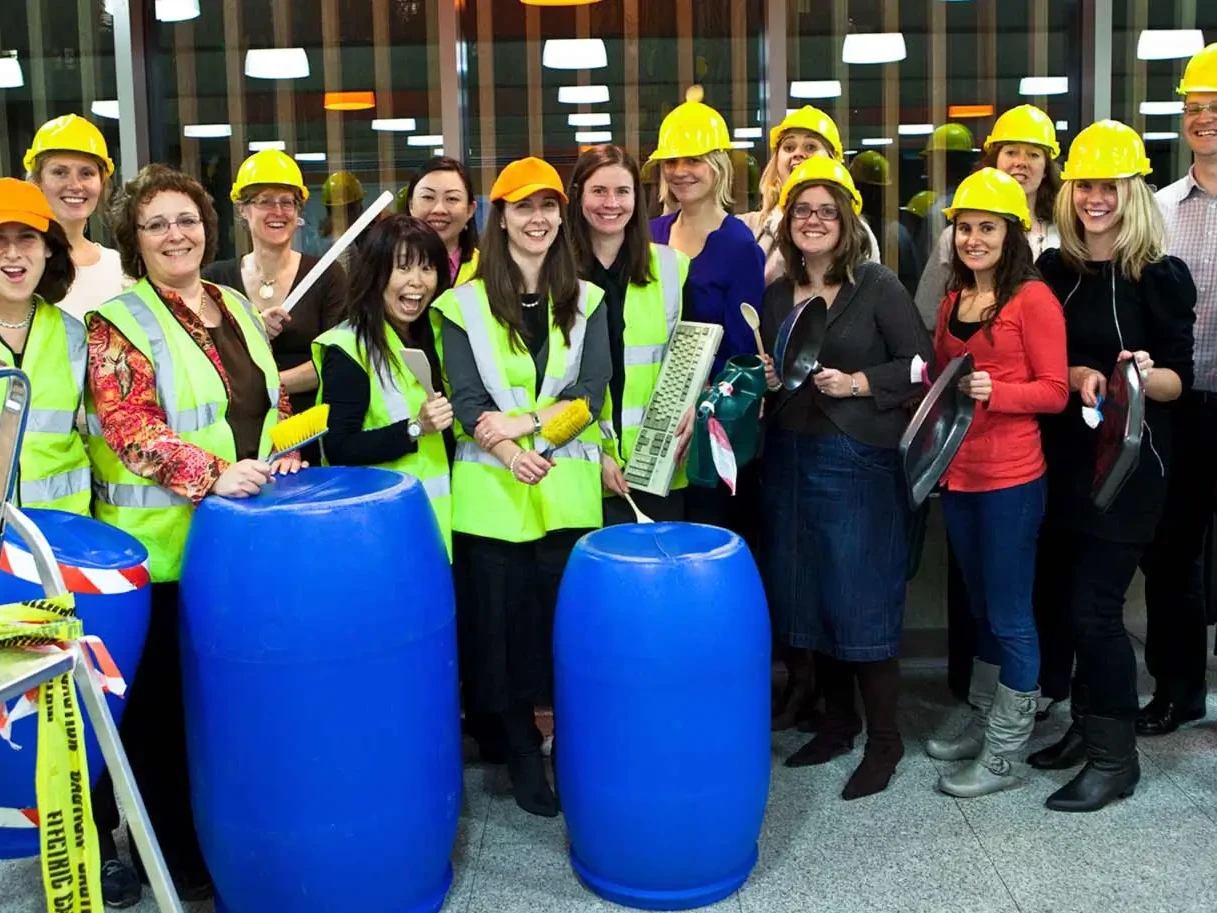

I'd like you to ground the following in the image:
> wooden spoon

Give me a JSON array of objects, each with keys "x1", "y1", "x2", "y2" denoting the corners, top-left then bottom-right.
[{"x1": 739, "y1": 302, "x2": 766, "y2": 356}]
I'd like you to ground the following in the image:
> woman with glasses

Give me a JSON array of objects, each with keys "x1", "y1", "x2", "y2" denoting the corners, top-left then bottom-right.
[
  {"x1": 205, "y1": 150, "x2": 346, "y2": 461},
  {"x1": 86, "y1": 164, "x2": 303, "y2": 899},
  {"x1": 761, "y1": 158, "x2": 931, "y2": 800},
  {"x1": 405, "y1": 156, "x2": 480, "y2": 286}
]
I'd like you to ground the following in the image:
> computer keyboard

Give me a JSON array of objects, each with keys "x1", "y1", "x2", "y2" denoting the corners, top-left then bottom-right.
[{"x1": 623, "y1": 320, "x2": 724, "y2": 497}]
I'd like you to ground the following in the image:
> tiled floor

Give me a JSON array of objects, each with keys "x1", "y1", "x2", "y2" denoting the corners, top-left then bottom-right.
[{"x1": 3, "y1": 637, "x2": 1216, "y2": 913}]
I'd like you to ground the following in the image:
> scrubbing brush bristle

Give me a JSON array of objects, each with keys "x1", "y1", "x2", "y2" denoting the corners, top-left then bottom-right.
[
  {"x1": 539, "y1": 399, "x2": 592, "y2": 454},
  {"x1": 268, "y1": 404, "x2": 330, "y2": 462}
]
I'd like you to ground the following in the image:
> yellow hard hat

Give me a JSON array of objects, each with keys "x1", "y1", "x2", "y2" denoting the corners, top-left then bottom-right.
[
  {"x1": 922, "y1": 123, "x2": 975, "y2": 156},
  {"x1": 1059, "y1": 120, "x2": 1152, "y2": 181},
  {"x1": 902, "y1": 190, "x2": 937, "y2": 218},
  {"x1": 1178, "y1": 43, "x2": 1217, "y2": 95},
  {"x1": 944, "y1": 167, "x2": 1031, "y2": 230},
  {"x1": 648, "y1": 86, "x2": 732, "y2": 162},
  {"x1": 230, "y1": 149, "x2": 309, "y2": 203},
  {"x1": 849, "y1": 150, "x2": 890, "y2": 187},
  {"x1": 769, "y1": 106, "x2": 844, "y2": 160},
  {"x1": 322, "y1": 170, "x2": 365, "y2": 207},
  {"x1": 984, "y1": 105, "x2": 1060, "y2": 159},
  {"x1": 778, "y1": 156, "x2": 862, "y2": 215},
  {"x1": 23, "y1": 114, "x2": 114, "y2": 177}
]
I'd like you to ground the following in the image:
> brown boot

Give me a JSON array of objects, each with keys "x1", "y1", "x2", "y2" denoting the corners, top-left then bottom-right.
[
  {"x1": 786, "y1": 654, "x2": 861, "y2": 767},
  {"x1": 843, "y1": 658, "x2": 904, "y2": 800},
  {"x1": 772, "y1": 647, "x2": 821, "y2": 731}
]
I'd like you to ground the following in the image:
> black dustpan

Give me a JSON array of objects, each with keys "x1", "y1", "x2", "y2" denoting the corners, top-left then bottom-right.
[
  {"x1": 773, "y1": 296, "x2": 828, "y2": 391},
  {"x1": 899, "y1": 354, "x2": 976, "y2": 510},
  {"x1": 1092, "y1": 358, "x2": 1144, "y2": 512}
]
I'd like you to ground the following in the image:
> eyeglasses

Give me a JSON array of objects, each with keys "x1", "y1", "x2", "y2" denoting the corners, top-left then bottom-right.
[
  {"x1": 136, "y1": 214, "x2": 203, "y2": 236},
  {"x1": 789, "y1": 203, "x2": 841, "y2": 222},
  {"x1": 1183, "y1": 102, "x2": 1217, "y2": 117},
  {"x1": 249, "y1": 198, "x2": 300, "y2": 213}
]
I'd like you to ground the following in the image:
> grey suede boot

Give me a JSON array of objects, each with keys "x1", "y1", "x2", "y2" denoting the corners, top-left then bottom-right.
[
  {"x1": 937, "y1": 683, "x2": 1039, "y2": 798},
  {"x1": 926, "y1": 659, "x2": 1000, "y2": 761}
]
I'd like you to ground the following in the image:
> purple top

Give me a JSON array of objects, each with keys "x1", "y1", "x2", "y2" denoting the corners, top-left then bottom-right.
[{"x1": 650, "y1": 212, "x2": 766, "y2": 377}]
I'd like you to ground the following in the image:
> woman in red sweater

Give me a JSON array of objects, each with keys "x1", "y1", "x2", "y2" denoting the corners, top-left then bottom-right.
[{"x1": 924, "y1": 168, "x2": 1068, "y2": 798}]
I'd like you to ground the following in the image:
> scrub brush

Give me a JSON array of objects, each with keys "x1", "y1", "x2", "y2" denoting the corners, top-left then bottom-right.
[
  {"x1": 267, "y1": 404, "x2": 330, "y2": 463},
  {"x1": 538, "y1": 399, "x2": 592, "y2": 458}
]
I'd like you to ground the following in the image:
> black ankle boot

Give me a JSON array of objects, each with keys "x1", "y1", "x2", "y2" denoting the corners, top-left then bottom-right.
[
  {"x1": 1045, "y1": 715, "x2": 1140, "y2": 813},
  {"x1": 507, "y1": 752, "x2": 559, "y2": 818},
  {"x1": 1029, "y1": 722, "x2": 1086, "y2": 770}
]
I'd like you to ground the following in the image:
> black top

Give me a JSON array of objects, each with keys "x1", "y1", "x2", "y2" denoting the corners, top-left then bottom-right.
[
  {"x1": 760, "y1": 261, "x2": 933, "y2": 449},
  {"x1": 206, "y1": 318, "x2": 266, "y2": 462},
  {"x1": 949, "y1": 298, "x2": 983, "y2": 343},
  {"x1": 203, "y1": 254, "x2": 348, "y2": 415},
  {"x1": 1036, "y1": 250, "x2": 1196, "y2": 544},
  {"x1": 520, "y1": 294, "x2": 549, "y2": 393},
  {"x1": 588, "y1": 251, "x2": 631, "y2": 442}
]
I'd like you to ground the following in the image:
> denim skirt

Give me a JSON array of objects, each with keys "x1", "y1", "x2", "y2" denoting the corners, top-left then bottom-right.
[{"x1": 762, "y1": 429, "x2": 910, "y2": 661}]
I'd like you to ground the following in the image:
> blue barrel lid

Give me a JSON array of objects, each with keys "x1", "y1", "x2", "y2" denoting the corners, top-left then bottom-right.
[
  {"x1": 579, "y1": 522, "x2": 742, "y2": 564},
  {"x1": 193, "y1": 466, "x2": 418, "y2": 517},
  {"x1": 2, "y1": 508, "x2": 148, "y2": 570}
]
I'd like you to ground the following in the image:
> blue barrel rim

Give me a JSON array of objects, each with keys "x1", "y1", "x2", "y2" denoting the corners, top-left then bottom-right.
[
  {"x1": 1, "y1": 508, "x2": 149, "y2": 571},
  {"x1": 193, "y1": 466, "x2": 424, "y2": 516},
  {"x1": 577, "y1": 522, "x2": 745, "y2": 564}
]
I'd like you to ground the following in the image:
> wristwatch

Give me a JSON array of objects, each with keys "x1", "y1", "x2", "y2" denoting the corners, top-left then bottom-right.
[
  {"x1": 850, "y1": 376, "x2": 860, "y2": 397},
  {"x1": 407, "y1": 418, "x2": 423, "y2": 441},
  {"x1": 531, "y1": 412, "x2": 542, "y2": 435}
]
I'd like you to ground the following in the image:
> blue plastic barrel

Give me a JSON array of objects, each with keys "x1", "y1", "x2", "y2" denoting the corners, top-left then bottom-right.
[
  {"x1": 0, "y1": 508, "x2": 151, "y2": 859},
  {"x1": 179, "y1": 467, "x2": 460, "y2": 913},
  {"x1": 554, "y1": 523, "x2": 771, "y2": 910}
]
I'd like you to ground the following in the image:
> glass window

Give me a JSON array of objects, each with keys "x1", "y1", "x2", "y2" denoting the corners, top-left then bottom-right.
[
  {"x1": 146, "y1": 1, "x2": 442, "y2": 260},
  {"x1": 458, "y1": 0, "x2": 767, "y2": 217},
  {"x1": 1113, "y1": 6, "x2": 1217, "y2": 189},
  {"x1": 0, "y1": 0, "x2": 122, "y2": 242}
]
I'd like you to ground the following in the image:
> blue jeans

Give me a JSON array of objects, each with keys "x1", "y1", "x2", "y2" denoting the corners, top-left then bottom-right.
[{"x1": 941, "y1": 477, "x2": 1046, "y2": 693}]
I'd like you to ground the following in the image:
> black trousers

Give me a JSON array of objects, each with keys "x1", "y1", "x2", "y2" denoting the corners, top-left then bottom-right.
[
  {"x1": 1138, "y1": 392, "x2": 1217, "y2": 704},
  {"x1": 602, "y1": 488, "x2": 687, "y2": 526},
  {"x1": 93, "y1": 582, "x2": 208, "y2": 879},
  {"x1": 1037, "y1": 523, "x2": 1142, "y2": 719},
  {"x1": 1034, "y1": 522, "x2": 1076, "y2": 702},
  {"x1": 685, "y1": 461, "x2": 763, "y2": 554}
]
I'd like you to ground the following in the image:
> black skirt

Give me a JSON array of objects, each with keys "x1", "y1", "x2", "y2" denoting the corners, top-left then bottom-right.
[{"x1": 453, "y1": 529, "x2": 588, "y2": 714}]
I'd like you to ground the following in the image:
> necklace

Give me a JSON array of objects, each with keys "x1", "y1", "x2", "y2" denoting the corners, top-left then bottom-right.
[
  {"x1": 258, "y1": 277, "x2": 277, "y2": 300},
  {"x1": 1030, "y1": 219, "x2": 1047, "y2": 258},
  {"x1": 0, "y1": 301, "x2": 36, "y2": 330}
]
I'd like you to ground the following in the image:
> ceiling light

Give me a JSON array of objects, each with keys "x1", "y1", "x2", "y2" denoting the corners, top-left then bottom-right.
[
  {"x1": 183, "y1": 123, "x2": 233, "y2": 138},
  {"x1": 842, "y1": 33, "x2": 907, "y2": 65},
  {"x1": 575, "y1": 130, "x2": 612, "y2": 143},
  {"x1": 155, "y1": 0, "x2": 200, "y2": 21},
  {"x1": 0, "y1": 55, "x2": 24, "y2": 89},
  {"x1": 558, "y1": 85, "x2": 610, "y2": 104},
  {"x1": 734, "y1": 127, "x2": 763, "y2": 139},
  {"x1": 1019, "y1": 77, "x2": 1069, "y2": 96},
  {"x1": 294, "y1": 152, "x2": 326, "y2": 162},
  {"x1": 568, "y1": 112, "x2": 611, "y2": 127},
  {"x1": 1055, "y1": 120, "x2": 1068, "y2": 131},
  {"x1": 1137, "y1": 29, "x2": 1205, "y2": 61},
  {"x1": 730, "y1": 140, "x2": 754, "y2": 150},
  {"x1": 521, "y1": 0, "x2": 602, "y2": 5},
  {"x1": 789, "y1": 80, "x2": 842, "y2": 99},
  {"x1": 372, "y1": 118, "x2": 417, "y2": 132},
  {"x1": 543, "y1": 39, "x2": 607, "y2": 70},
  {"x1": 862, "y1": 137, "x2": 894, "y2": 146},
  {"x1": 90, "y1": 100, "x2": 120, "y2": 120},
  {"x1": 407, "y1": 134, "x2": 444, "y2": 146},
  {"x1": 325, "y1": 91, "x2": 375, "y2": 111},
  {"x1": 1141, "y1": 100, "x2": 1185, "y2": 116},
  {"x1": 432, "y1": 148, "x2": 445, "y2": 157},
  {"x1": 898, "y1": 124, "x2": 935, "y2": 136},
  {"x1": 249, "y1": 140, "x2": 286, "y2": 152},
  {"x1": 245, "y1": 48, "x2": 310, "y2": 80},
  {"x1": 843, "y1": 150, "x2": 858, "y2": 156},
  {"x1": 947, "y1": 104, "x2": 994, "y2": 118},
  {"x1": 1143, "y1": 131, "x2": 1180, "y2": 141}
]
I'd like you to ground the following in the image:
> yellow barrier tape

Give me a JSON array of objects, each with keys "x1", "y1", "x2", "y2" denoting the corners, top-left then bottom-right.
[{"x1": 0, "y1": 594, "x2": 101, "y2": 913}]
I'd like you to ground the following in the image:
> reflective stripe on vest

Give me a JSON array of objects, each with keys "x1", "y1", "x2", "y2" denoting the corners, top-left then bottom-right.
[
  {"x1": 20, "y1": 467, "x2": 91, "y2": 507},
  {"x1": 94, "y1": 480, "x2": 191, "y2": 509},
  {"x1": 449, "y1": 285, "x2": 533, "y2": 411},
  {"x1": 621, "y1": 245, "x2": 681, "y2": 369},
  {"x1": 423, "y1": 474, "x2": 451, "y2": 500},
  {"x1": 25, "y1": 409, "x2": 77, "y2": 435},
  {"x1": 455, "y1": 439, "x2": 600, "y2": 470}
]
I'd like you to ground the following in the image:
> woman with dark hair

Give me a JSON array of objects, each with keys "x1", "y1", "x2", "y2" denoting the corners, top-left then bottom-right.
[
  {"x1": 86, "y1": 163, "x2": 302, "y2": 899},
  {"x1": 433, "y1": 157, "x2": 609, "y2": 818},
  {"x1": 406, "y1": 156, "x2": 479, "y2": 285},
  {"x1": 922, "y1": 168, "x2": 1068, "y2": 799},
  {"x1": 760, "y1": 157, "x2": 931, "y2": 800},
  {"x1": 915, "y1": 106, "x2": 1063, "y2": 328},
  {"x1": 312, "y1": 215, "x2": 455, "y2": 552},
  {"x1": 567, "y1": 144, "x2": 690, "y2": 523},
  {"x1": 0, "y1": 178, "x2": 89, "y2": 514}
]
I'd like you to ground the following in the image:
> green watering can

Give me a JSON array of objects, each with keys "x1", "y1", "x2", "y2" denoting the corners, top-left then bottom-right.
[{"x1": 687, "y1": 355, "x2": 768, "y2": 489}]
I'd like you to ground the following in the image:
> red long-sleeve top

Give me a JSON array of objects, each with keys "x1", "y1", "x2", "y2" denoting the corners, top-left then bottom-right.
[{"x1": 933, "y1": 279, "x2": 1069, "y2": 493}]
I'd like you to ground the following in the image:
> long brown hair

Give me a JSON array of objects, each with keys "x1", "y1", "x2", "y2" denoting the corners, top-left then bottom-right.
[
  {"x1": 948, "y1": 216, "x2": 1040, "y2": 342},
  {"x1": 567, "y1": 145, "x2": 654, "y2": 287},
  {"x1": 777, "y1": 181, "x2": 870, "y2": 287},
  {"x1": 476, "y1": 194, "x2": 581, "y2": 351},
  {"x1": 976, "y1": 143, "x2": 1062, "y2": 224}
]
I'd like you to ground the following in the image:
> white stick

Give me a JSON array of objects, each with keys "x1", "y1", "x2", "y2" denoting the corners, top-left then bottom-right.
[{"x1": 281, "y1": 190, "x2": 394, "y2": 314}]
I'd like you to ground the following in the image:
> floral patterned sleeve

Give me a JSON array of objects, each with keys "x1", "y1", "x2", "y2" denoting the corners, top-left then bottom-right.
[{"x1": 86, "y1": 315, "x2": 228, "y2": 504}]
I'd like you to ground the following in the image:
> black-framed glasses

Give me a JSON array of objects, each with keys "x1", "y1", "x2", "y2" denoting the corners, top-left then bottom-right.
[
  {"x1": 789, "y1": 202, "x2": 841, "y2": 222},
  {"x1": 136, "y1": 214, "x2": 203, "y2": 236},
  {"x1": 1183, "y1": 101, "x2": 1217, "y2": 117}
]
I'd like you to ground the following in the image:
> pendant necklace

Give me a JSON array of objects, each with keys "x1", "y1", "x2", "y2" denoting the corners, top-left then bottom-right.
[
  {"x1": 258, "y1": 277, "x2": 277, "y2": 300},
  {"x1": 0, "y1": 300, "x2": 36, "y2": 330}
]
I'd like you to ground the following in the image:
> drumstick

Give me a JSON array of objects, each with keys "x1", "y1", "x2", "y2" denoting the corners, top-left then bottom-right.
[{"x1": 280, "y1": 190, "x2": 394, "y2": 315}]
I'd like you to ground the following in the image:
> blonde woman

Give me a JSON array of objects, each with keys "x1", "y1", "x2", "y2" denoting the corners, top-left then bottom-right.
[
  {"x1": 742, "y1": 106, "x2": 878, "y2": 285},
  {"x1": 1032, "y1": 121, "x2": 1194, "y2": 813}
]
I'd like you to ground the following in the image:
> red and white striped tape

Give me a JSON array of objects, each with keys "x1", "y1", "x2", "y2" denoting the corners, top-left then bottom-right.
[
  {"x1": 0, "y1": 541, "x2": 150, "y2": 594},
  {"x1": 0, "y1": 807, "x2": 38, "y2": 829}
]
